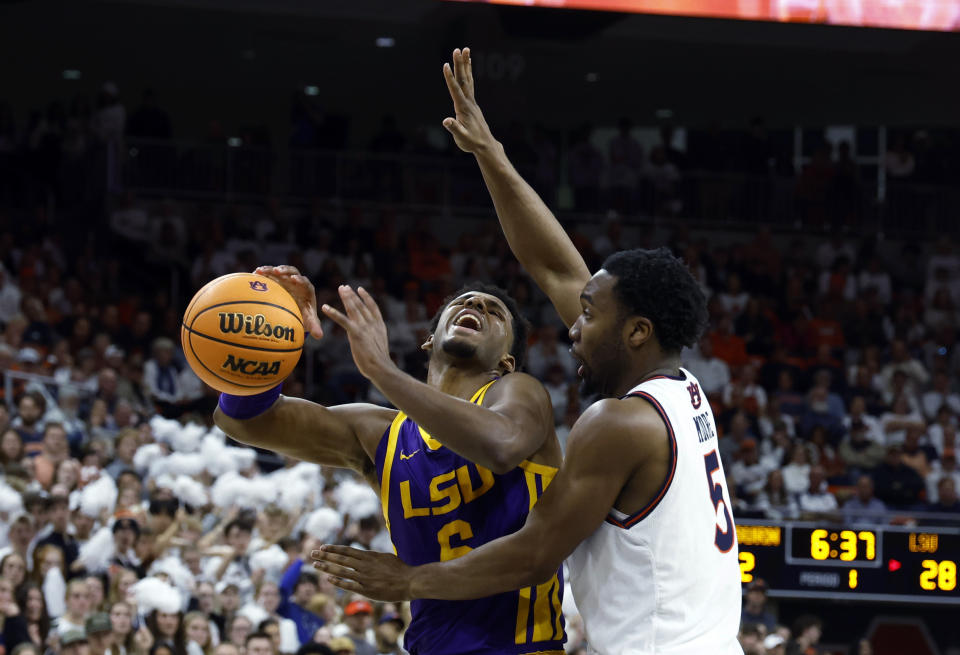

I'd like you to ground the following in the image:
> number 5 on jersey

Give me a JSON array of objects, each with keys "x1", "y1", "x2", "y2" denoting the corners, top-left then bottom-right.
[{"x1": 704, "y1": 450, "x2": 734, "y2": 552}]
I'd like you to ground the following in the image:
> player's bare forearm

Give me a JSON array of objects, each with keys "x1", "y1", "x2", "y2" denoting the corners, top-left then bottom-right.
[
  {"x1": 368, "y1": 363, "x2": 550, "y2": 474},
  {"x1": 473, "y1": 145, "x2": 590, "y2": 328},
  {"x1": 213, "y1": 396, "x2": 387, "y2": 473},
  {"x1": 314, "y1": 401, "x2": 643, "y2": 601},
  {"x1": 441, "y1": 47, "x2": 589, "y2": 328}
]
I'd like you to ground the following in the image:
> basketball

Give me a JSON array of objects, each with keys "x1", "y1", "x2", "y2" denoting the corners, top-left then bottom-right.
[{"x1": 181, "y1": 273, "x2": 305, "y2": 395}]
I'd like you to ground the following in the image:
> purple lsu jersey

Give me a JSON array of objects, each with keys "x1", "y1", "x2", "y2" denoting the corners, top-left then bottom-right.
[{"x1": 374, "y1": 380, "x2": 565, "y2": 654}]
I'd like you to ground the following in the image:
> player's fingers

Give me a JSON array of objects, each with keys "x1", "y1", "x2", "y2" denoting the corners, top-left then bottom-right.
[
  {"x1": 443, "y1": 117, "x2": 471, "y2": 141},
  {"x1": 304, "y1": 316, "x2": 324, "y2": 340},
  {"x1": 325, "y1": 575, "x2": 363, "y2": 593},
  {"x1": 339, "y1": 285, "x2": 373, "y2": 323},
  {"x1": 462, "y1": 47, "x2": 475, "y2": 98},
  {"x1": 317, "y1": 544, "x2": 364, "y2": 560},
  {"x1": 320, "y1": 303, "x2": 349, "y2": 330},
  {"x1": 311, "y1": 551, "x2": 357, "y2": 568},
  {"x1": 356, "y1": 287, "x2": 384, "y2": 322},
  {"x1": 293, "y1": 274, "x2": 316, "y2": 294},
  {"x1": 273, "y1": 265, "x2": 302, "y2": 276},
  {"x1": 443, "y1": 62, "x2": 466, "y2": 105},
  {"x1": 453, "y1": 47, "x2": 465, "y2": 86},
  {"x1": 312, "y1": 559, "x2": 359, "y2": 579}
]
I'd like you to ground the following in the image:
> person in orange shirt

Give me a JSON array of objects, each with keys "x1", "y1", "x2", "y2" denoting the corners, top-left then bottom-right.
[
  {"x1": 709, "y1": 314, "x2": 748, "y2": 369},
  {"x1": 33, "y1": 424, "x2": 70, "y2": 490}
]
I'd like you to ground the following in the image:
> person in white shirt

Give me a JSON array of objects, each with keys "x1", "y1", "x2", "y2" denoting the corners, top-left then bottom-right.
[
  {"x1": 729, "y1": 439, "x2": 769, "y2": 500},
  {"x1": 922, "y1": 371, "x2": 960, "y2": 420},
  {"x1": 797, "y1": 466, "x2": 839, "y2": 517},
  {"x1": 0, "y1": 266, "x2": 22, "y2": 325},
  {"x1": 55, "y1": 579, "x2": 91, "y2": 636},
  {"x1": 842, "y1": 396, "x2": 885, "y2": 445},
  {"x1": 926, "y1": 451, "x2": 960, "y2": 503},
  {"x1": 816, "y1": 235, "x2": 855, "y2": 272},
  {"x1": 857, "y1": 256, "x2": 892, "y2": 306},
  {"x1": 782, "y1": 442, "x2": 814, "y2": 496},
  {"x1": 722, "y1": 363, "x2": 767, "y2": 418},
  {"x1": 753, "y1": 469, "x2": 799, "y2": 521},
  {"x1": 926, "y1": 409, "x2": 957, "y2": 458},
  {"x1": 717, "y1": 273, "x2": 749, "y2": 318},
  {"x1": 682, "y1": 336, "x2": 730, "y2": 398},
  {"x1": 880, "y1": 339, "x2": 930, "y2": 397},
  {"x1": 880, "y1": 393, "x2": 927, "y2": 446}
]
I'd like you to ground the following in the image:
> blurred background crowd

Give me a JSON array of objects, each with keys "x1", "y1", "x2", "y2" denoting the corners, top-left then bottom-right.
[{"x1": 1, "y1": 4, "x2": 959, "y2": 652}]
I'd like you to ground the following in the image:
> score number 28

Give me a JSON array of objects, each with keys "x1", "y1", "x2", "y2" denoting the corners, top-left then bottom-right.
[{"x1": 920, "y1": 560, "x2": 957, "y2": 591}]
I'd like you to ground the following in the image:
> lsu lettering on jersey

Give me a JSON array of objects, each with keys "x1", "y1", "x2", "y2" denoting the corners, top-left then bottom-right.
[
  {"x1": 375, "y1": 380, "x2": 565, "y2": 655},
  {"x1": 567, "y1": 369, "x2": 742, "y2": 655}
]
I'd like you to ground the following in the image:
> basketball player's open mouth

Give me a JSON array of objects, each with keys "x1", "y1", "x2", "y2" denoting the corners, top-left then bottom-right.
[
  {"x1": 452, "y1": 311, "x2": 483, "y2": 332},
  {"x1": 570, "y1": 348, "x2": 585, "y2": 377}
]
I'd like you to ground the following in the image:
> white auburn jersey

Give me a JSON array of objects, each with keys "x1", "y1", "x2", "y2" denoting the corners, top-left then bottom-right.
[{"x1": 567, "y1": 369, "x2": 743, "y2": 655}]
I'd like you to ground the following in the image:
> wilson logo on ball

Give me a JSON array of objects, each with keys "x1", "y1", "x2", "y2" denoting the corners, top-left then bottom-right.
[
  {"x1": 218, "y1": 312, "x2": 297, "y2": 342},
  {"x1": 221, "y1": 354, "x2": 282, "y2": 376}
]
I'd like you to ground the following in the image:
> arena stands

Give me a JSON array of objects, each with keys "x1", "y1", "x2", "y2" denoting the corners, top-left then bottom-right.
[{"x1": 1, "y1": 83, "x2": 959, "y2": 654}]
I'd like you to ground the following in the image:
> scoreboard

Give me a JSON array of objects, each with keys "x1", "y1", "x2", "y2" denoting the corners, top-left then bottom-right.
[{"x1": 737, "y1": 521, "x2": 960, "y2": 604}]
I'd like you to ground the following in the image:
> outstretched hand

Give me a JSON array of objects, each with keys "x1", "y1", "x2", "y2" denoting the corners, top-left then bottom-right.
[
  {"x1": 254, "y1": 265, "x2": 324, "y2": 339},
  {"x1": 321, "y1": 285, "x2": 394, "y2": 381},
  {"x1": 311, "y1": 544, "x2": 414, "y2": 601},
  {"x1": 442, "y1": 47, "x2": 497, "y2": 155}
]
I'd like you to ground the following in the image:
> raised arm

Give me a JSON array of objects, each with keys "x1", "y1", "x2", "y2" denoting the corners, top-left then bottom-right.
[
  {"x1": 213, "y1": 267, "x2": 395, "y2": 476},
  {"x1": 442, "y1": 47, "x2": 591, "y2": 328},
  {"x1": 312, "y1": 399, "x2": 667, "y2": 600},
  {"x1": 321, "y1": 286, "x2": 555, "y2": 474}
]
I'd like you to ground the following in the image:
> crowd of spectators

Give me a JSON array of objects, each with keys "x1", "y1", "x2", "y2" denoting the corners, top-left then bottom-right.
[
  {"x1": 3, "y1": 84, "x2": 960, "y2": 230},
  {"x1": 1, "y1": 85, "x2": 960, "y2": 655}
]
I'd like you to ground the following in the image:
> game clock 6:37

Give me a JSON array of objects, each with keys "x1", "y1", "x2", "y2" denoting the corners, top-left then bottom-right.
[
  {"x1": 737, "y1": 521, "x2": 960, "y2": 604},
  {"x1": 789, "y1": 527, "x2": 878, "y2": 564}
]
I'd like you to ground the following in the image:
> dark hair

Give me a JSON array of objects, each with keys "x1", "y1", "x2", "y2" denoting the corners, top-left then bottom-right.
[
  {"x1": 256, "y1": 618, "x2": 278, "y2": 632},
  {"x1": 294, "y1": 571, "x2": 319, "y2": 591},
  {"x1": 18, "y1": 391, "x2": 46, "y2": 415},
  {"x1": 792, "y1": 613, "x2": 824, "y2": 636},
  {"x1": 740, "y1": 622, "x2": 764, "y2": 638},
  {"x1": 601, "y1": 248, "x2": 708, "y2": 354},
  {"x1": 224, "y1": 519, "x2": 253, "y2": 537},
  {"x1": 149, "y1": 497, "x2": 179, "y2": 517},
  {"x1": 245, "y1": 632, "x2": 273, "y2": 648},
  {"x1": 427, "y1": 282, "x2": 530, "y2": 371},
  {"x1": 146, "y1": 610, "x2": 187, "y2": 655},
  {"x1": 117, "y1": 469, "x2": 141, "y2": 484},
  {"x1": 296, "y1": 644, "x2": 333, "y2": 655},
  {"x1": 17, "y1": 582, "x2": 51, "y2": 639},
  {"x1": 42, "y1": 423, "x2": 66, "y2": 438}
]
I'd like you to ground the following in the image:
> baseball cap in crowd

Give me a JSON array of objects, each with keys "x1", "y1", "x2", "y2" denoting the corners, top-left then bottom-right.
[
  {"x1": 327, "y1": 637, "x2": 355, "y2": 654},
  {"x1": 747, "y1": 578, "x2": 768, "y2": 593},
  {"x1": 86, "y1": 613, "x2": 112, "y2": 635},
  {"x1": 61, "y1": 631, "x2": 88, "y2": 647},
  {"x1": 344, "y1": 600, "x2": 372, "y2": 616},
  {"x1": 215, "y1": 580, "x2": 240, "y2": 595},
  {"x1": 763, "y1": 634, "x2": 786, "y2": 649},
  {"x1": 378, "y1": 612, "x2": 405, "y2": 630},
  {"x1": 17, "y1": 347, "x2": 41, "y2": 364},
  {"x1": 105, "y1": 344, "x2": 125, "y2": 360},
  {"x1": 112, "y1": 517, "x2": 141, "y2": 536}
]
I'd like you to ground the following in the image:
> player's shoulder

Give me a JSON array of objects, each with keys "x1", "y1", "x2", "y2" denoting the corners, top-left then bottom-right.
[
  {"x1": 573, "y1": 397, "x2": 668, "y2": 450},
  {"x1": 485, "y1": 371, "x2": 550, "y2": 402}
]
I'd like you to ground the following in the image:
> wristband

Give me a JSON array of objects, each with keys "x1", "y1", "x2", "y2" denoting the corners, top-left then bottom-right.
[{"x1": 218, "y1": 384, "x2": 282, "y2": 420}]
